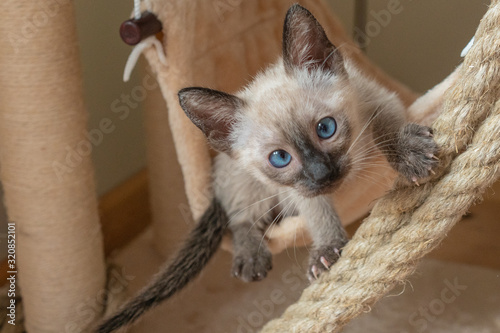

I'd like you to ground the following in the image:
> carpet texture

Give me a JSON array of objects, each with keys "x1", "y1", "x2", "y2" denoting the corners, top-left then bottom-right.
[{"x1": 110, "y1": 228, "x2": 499, "y2": 333}]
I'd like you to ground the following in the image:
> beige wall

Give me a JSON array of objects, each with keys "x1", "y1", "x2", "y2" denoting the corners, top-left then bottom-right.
[
  {"x1": 74, "y1": 0, "x2": 148, "y2": 196},
  {"x1": 361, "y1": 0, "x2": 488, "y2": 92},
  {"x1": 327, "y1": 0, "x2": 355, "y2": 33}
]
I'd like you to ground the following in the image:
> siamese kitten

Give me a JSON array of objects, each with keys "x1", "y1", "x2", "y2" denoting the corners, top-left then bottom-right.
[{"x1": 97, "y1": 5, "x2": 438, "y2": 332}]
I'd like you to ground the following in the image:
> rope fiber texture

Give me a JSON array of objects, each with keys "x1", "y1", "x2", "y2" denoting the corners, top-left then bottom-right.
[{"x1": 261, "y1": 1, "x2": 500, "y2": 332}]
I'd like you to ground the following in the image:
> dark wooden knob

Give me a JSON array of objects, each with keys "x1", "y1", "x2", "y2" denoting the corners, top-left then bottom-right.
[{"x1": 120, "y1": 12, "x2": 162, "y2": 46}]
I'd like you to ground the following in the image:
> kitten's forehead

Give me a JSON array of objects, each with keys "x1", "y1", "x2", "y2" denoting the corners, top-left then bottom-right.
[
  {"x1": 231, "y1": 61, "x2": 359, "y2": 157},
  {"x1": 241, "y1": 64, "x2": 348, "y2": 123}
]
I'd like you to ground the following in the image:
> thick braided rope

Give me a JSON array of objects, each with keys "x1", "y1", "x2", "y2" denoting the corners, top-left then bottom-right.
[{"x1": 262, "y1": 1, "x2": 500, "y2": 332}]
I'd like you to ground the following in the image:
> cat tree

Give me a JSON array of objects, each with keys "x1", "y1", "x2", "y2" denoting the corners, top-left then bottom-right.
[{"x1": 0, "y1": 0, "x2": 497, "y2": 332}]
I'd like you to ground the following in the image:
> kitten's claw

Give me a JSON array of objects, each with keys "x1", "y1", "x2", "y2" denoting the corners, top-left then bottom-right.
[
  {"x1": 412, "y1": 177, "x2": 420, "y2": 186},
  {"x1": 311, "y1": 265, "x2": 319, "y2": 280},
  {"x1": 426, "y1": 153, "x2": 439, "y2": 161},
  {"x1": 308, "y1": 240, "x2": 348, "y2": 281},
  {"x1": 320, "y1": 256, "x2": 331, "y2": 270},
  {"x1": 232, "y1": 249, "x2": 272, "y2": 283}
]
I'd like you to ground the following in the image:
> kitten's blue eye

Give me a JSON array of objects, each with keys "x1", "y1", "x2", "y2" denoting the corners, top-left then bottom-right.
[
  {"x1": 269, "y1": 150, "x2": 292, "y2": 168},
  {"x1": 316, "y1": 117, "x2": 337, "y2": 139}
]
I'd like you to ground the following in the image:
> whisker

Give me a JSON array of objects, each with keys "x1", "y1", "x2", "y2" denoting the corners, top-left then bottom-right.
[
  {"x1": 353, "y1": 174, "x2": 390, "y2": 190},
  {"x1": 259, "y1": 197, "x2": 295, "y2": 251},
  {"x1": 348, "y1": 141, "x2": 400, "y2": 167},
  {"x1": 245, "y1": 193, "x2": 294, "y2": 235},
  {"x1": 349, "y1": 163, "x2": 395, "y2": 175},
  {"x1": 346, "y1": 105, "x2": 385, "y2": 156},
  {"x1": 349, "y1": 152, "x2": 386, "y2": 165},
  {"x1": 282, "y1": 198, "x2": 299, "y2": 262},
  {"x1": 349, "y1": 140, "x2": 404, "y2": 164},
  {"x1": 349, "y1": 129, "x2": 401, "y2": 154},
  {"x1": 275, "y1": 199, "x2": 296, "y2": 261},
  {"x1": 351, "y1": 164, "x2": 394, "y2": 174},
  {"x1": 225, "y1": 189, "x2": 293, "y2": 228},
  {"x1": 348, "y1": 156, "x2": 392, "y2": 170},
  {"x1": 349, "y1": 156, "x2": 398, "y2": 167},
  {"x1": 300, "y1": 216, "x2": 311, "y2": 258},
  {"x1": 351, "y1": 140, "x2": 393, "y2": 156},
  {"x1": 349, "y1": 135, "x2": 399, "y2": 159},
  {"x1": 291, "y1": 201, "x2": 302, "y2": 267},
  {"x1": 361, "y1": 169, "x2": 395, "y2": 181}
]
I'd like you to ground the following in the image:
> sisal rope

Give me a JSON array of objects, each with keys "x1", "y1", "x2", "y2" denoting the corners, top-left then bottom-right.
[
  {"x1": 261, "y1": 1, "x2": 500, "y2": 332},
  {"x1": 0, "y1": 1, "x2": 106, "y2": 332}
]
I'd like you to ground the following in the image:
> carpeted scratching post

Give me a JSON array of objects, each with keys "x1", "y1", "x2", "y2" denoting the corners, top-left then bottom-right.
[{"x1": 0, "y1": 1, "x2": 106, "y2": 332}]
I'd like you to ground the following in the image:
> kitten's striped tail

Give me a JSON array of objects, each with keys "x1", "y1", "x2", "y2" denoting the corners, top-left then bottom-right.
[{"x1": 96, "y1": 198, "x2": 228, "y2": 333}]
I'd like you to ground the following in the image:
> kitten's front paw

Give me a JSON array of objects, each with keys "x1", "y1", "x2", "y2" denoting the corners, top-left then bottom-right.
[
  {"x1": 232, "y1": 248, "x2": 273, "y2": 283},
  {"x1": 308, "y1": 239, "x2": 348, "y2": 282},
  {"x1": 392, "y1": 123, "x2": 439, "y2": 185}
]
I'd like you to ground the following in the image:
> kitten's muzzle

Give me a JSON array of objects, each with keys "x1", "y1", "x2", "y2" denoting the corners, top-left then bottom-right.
[
  {"x1": 301, "y1": 160, "x2": 341, "y2": 196},
  {"x1": 304, "y1": 161, "x2": 331, "y2": 184}
]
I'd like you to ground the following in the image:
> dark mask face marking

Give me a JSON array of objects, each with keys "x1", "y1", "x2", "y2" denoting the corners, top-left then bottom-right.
[
  {"x1": 292, "y1": 134, "x2": 349, "y2": 196},
  {"x1": 259, "y1": 120, "x2": 352, "y2": 197}
]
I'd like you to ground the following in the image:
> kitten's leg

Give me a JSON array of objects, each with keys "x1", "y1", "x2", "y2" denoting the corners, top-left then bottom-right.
[
  {"x1": 229, "y1": 220, "x2": 273, "y2": 282},
  {"x1": 214, "y1": 154, "x2": 273, "y2": 282},
  {"x1": 296, "y1": 195, "x2": 348, "y2": 281},
  {"x1": 371, "y1": 106, "x2": 439, "y2": 183}
]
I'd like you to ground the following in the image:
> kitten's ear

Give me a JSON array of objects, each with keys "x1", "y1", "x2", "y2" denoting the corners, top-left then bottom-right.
[
  {"x1": 178, "y1": 87, "x2": 242, "y2": 153},
  {"x1": 283, "y1": 4, "x2": 344, "y2": 74}
]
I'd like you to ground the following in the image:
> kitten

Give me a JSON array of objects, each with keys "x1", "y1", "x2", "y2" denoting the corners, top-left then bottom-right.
[{"x1": 97, "y1": 5, "x2": 438, "y2": 332}]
